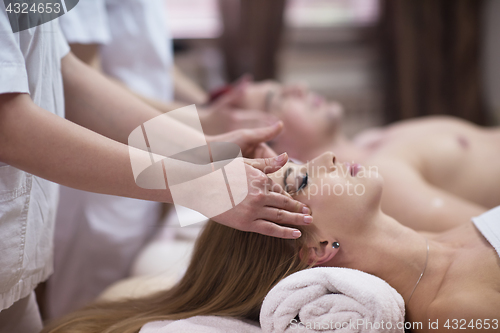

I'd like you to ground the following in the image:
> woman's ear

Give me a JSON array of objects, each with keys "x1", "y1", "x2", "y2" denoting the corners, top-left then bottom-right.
[{"x1": 301, "y1": 240, "x2": 340, "y2": 266}]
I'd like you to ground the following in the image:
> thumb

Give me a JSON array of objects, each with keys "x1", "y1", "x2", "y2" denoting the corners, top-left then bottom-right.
[
  {"x1": 245, "y1": 152, "x2": 288, "y2": 174},
  {"x1": 254, "y1": 143, "x2": 278, "y2": 159},
  {"x1": 245, "y1": 121, "x2": 283, "y2": 145}
]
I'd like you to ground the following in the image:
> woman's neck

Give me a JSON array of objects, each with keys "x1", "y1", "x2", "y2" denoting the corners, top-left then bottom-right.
[{"x1": 331, "y1": 212, "x2": 448, "y2": 305}]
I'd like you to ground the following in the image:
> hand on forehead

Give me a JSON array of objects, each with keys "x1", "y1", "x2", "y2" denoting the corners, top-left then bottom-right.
[{"x1": 268, "y1": 160, "x2": 307, "y2": 195}]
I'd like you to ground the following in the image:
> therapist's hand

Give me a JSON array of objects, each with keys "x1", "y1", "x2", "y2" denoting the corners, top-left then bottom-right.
[
  {"x1": 199, "y1": 77, "x2": 279, "y2": 136},
  {"x1": 207, "y1": 121, "x2": 283, "y2": 159},
  {"x1": 211, "y1": 153, "x2": 312, "y2": 239}
]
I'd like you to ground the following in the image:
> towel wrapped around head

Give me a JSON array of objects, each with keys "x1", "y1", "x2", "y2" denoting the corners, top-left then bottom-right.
[{"x1": 260, "y1": 267, "x2": 405, "y2": 333}]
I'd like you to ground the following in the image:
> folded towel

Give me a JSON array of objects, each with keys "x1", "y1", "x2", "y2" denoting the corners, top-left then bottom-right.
[
  {"x1": 260, "y1": 267, "x2": 405, "y2": 333},
  {"x1": 472, "y1": 205, "x2": 500, "y2": 258},
  {"x1": 139, "y1": 316, "x2": 261, "y2": 333}
]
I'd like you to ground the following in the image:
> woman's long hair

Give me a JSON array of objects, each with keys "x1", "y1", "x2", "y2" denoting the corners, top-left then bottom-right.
[{"x1": 42, "y1": 221, "x2": 312, "y2": 333}]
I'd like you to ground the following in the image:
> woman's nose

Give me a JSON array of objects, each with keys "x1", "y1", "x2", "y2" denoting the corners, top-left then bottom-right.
[{"x1": 310, "y1": 152, "x2": 336, "y2": 171}]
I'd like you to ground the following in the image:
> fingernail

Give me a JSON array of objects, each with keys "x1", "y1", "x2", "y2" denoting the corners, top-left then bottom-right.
[
  {"x1": 304, "y1": 215, "x2": 313, "y2": 224},
  {"x1": 275, "y1": 152, "x2": 287, "y2": 163},
  {"x1": 302, "y1": 206, "x2": 311, "y2": 214},
  {"x1": 292, "y1": 230, "x2": 302, "y2": 238}
]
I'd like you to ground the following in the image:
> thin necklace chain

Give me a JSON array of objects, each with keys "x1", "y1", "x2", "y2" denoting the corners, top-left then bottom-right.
[{"x1": 408, "y1": 238, "x2": 429, "y2": 304}]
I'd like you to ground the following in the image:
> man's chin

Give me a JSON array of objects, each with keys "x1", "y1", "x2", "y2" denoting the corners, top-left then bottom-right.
[
  {"x1": 325, "y1": 110, "x2": 342, "y2": 136},
  {"x1": 327, "y1": 102, "x2": 344, "y2": 119}
]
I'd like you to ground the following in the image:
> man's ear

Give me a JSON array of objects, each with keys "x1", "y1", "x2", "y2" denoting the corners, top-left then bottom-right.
[{"x1": 300, "y1": 240, "x2": 340, "y2": 266}]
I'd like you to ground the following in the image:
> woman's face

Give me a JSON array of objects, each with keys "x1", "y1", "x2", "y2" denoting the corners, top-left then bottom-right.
[
  {"x1": 268, "y1": 152, "x2": 383, "y2": 239},
  {"x1": 240, "y1": 81, "x2": 343, "y2": 158}
]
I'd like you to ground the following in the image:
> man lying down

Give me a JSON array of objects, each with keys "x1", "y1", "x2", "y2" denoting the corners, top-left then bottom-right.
[{"x1": 42, "y1": 152, "x2": 500, "y2": 333}]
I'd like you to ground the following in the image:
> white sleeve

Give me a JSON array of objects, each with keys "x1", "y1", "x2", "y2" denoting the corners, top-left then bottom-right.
[
  {"x1": 59, "y1": 0, "x2": 111, "y2": 44},
  {"x1": 57, "y1": 20, "x2": 71, "y2": 59},
  {"x1": 0, "y1": 2, "x2": 29, "y2": 94}
]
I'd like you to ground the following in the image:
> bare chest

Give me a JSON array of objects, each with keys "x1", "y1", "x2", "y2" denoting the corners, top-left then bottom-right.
[
  {"x1": 408, "y1": 232, "x2": 500, "y2": 331},
  {"x1": 365, "y1": 118, "x2": 500, "y2": 207}
]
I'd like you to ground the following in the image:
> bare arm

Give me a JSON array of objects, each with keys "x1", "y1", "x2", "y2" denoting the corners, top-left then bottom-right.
[
  {"x1": 68, "y1": 44, "x2": 277, "y2": 135},
  {"x1": 0, "y1": 53, "x2": 311, "y2": 238},
  {"x1": 173, "y1": 65, "x2": 208, "y2": 105},
  {"x1": 0, "y1": 90, "x2": 311, "y2": 238},
  {"x1": 62, "y1": 51, "x2": 198, "y2": 144},
  {"x1": 69, "y1": 43, "x2": 186, "y2": 114},
  {"x1": 378, "y1": 158, "x2": 486, "y2": 232},
  {"x1": 0, "y1": 92, "x2": 171, "y2": 202}
]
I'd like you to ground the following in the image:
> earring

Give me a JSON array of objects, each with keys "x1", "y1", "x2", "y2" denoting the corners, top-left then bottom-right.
[{"x1": 332, "y1": 242, "x2": 340, "y2": 249}]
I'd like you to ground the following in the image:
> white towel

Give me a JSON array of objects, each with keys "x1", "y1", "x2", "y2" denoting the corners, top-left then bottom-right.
[
  {"x1": 260, "y1": 267, "x2": 405, "y2": 333},
  {"x1": 472, "y1": 205, "x2": 500, "y2": 258},
  {"x1": 139, "y1": 316, "x2": 261, "y2": 333}
]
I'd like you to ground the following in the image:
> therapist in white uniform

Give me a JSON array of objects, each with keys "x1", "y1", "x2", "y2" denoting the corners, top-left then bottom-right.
[
  {"x1": 0, "y1": 1, "x2": 311, "y2": 331},
  {"x1": 0, "y1": 5, "x2": 70, "y2": 333},
  {"x1": 46, "y1": 0, "x2": 173, "y2": 319},
  {"x1": 46, "y1": 0, "x2": 285, "y2": 319}
]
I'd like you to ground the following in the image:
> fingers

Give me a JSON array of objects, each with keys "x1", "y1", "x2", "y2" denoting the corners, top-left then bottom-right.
[
  {"x1": 265, "y1": 191, "x2": 311, "y2": 215},
  {"x1": 260, "y1": 207, "x2": 312, "y2": 227},
  {"x1": 246, "y1": 121, "x2": 283, "y2": 144},
  {"x1": 267, "y1": 177, "x2": 290, "y2": 196},
  {"x1": 253, "y1": 143, "x2": 278, "y2": 159},
  {"x1": 234, "y1": 110, "x2": 279, "y2": 127},
  {"x1": 251, "y1": 220, "x2": 302, "y2": 239},
  {"x1": 244, "y1": 152, "x2": 288, "y2": 173},
  {"x1": 265, "y1": 176, "x2": 293, "y2": 199}
]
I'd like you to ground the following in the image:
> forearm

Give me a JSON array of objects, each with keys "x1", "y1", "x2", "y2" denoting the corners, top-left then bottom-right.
[
  {"x1": 108, "y1": 76, "x2": 188, "y2": 114},
  {"x1": 68, "y1": 42, "x2": 187, "y2": 115},
  {"x1": 62, "y1": 52, "x2": 204, "y2": 145},
  {"x1": 104, "y1": 79, "x2": 210, "y2": 132},
  {"x1": 173, "y1": 65, "x2": 208, "y2": 105},
  {"x1": 0, "y1": 93, "x2": 172, "y2": 202}
]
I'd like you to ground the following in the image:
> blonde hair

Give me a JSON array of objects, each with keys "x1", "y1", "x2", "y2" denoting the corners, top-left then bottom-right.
[{"x1": 42, "y1": 221, "x2": 313, "y2": 333}]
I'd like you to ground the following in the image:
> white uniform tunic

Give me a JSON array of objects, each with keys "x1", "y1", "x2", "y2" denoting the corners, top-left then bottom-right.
[
  {"x1": 0, "y1": 3, "x2": 69, "y2": 311},
  {"x1": 46, "y1": 0, "x2": 173, "y2": 318}
]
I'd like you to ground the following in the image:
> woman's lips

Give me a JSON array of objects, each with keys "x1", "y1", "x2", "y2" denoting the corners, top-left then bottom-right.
[
  {"x1": 351, "y1": 163, "x2": 361, "y2": 176},
  {"x1": 344, "y1": 162, "x2": 361, "y2": 177}
]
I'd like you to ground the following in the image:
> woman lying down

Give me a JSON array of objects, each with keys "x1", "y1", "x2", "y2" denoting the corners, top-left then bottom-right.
[
  {"x1": 42, "y1": 152, "x2": 500, "y2": 333},
  {"x1": 210, "y1": 79, "x2": 500, "y2": 232}
]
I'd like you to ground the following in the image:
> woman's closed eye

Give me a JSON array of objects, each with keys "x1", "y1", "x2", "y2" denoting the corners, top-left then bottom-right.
[
  {"x1": 296, "y1": 173, "x2": 308, "y2": 192},
  {"x1": 284, "y1": 168, "x2": 309, "y2": 194}
]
